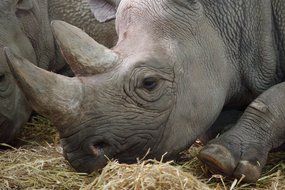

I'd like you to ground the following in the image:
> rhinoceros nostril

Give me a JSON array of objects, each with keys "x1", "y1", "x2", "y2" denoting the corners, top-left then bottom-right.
[{"x1": 91, "y1": 142, "x2": 106, "y2": 157}]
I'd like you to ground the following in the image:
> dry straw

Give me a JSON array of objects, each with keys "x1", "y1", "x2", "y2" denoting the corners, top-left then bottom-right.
[{"x1": 0, "y1": 116, "x2": 284, "y2": 190}]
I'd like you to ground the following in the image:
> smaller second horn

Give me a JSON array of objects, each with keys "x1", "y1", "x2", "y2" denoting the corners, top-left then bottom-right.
[{"x1": 51, "y1": 20, "x2": 118, "y2": 76}]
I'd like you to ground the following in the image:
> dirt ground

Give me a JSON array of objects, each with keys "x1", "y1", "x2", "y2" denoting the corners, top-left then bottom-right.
[{"x1": 0, "y1": 116, "x2": 284, "y2": 190}]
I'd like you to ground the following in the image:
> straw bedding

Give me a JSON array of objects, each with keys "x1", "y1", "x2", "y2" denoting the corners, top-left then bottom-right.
[{"x1": 0, "y1": 116, "x2": 284, "y2": 190}]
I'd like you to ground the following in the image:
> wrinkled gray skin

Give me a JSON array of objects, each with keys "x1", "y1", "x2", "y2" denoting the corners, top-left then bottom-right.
[
  {"x1": 5, "y1": 0, "x2": 285, "y2": 183},
  {"x1": 0, "y1": 0, "x2": 117, "y2": 143}
]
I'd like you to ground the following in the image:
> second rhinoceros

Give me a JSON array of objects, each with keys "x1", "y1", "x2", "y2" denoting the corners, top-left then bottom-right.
[
  {"x1": 6, "y1": 0, "x2": 285, "y2": 183},
  {"x1": 0, "y1": 0, "x2": 117, "y2": 143}
]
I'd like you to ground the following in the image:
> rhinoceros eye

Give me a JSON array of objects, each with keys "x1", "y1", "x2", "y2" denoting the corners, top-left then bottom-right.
[
  {"x1": 0, "y1": 73, "x2": 5, "y2": 82},
  {"x1": 142, "y1": 77, "x2": 158, "y2": 91}
]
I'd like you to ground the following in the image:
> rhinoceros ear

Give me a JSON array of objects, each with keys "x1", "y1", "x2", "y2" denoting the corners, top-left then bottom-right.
[
  {"x1": 88, "y1": 0, "x2": 121, "y2": 22},
  {"x1": 16, "y1": 0, "x2": 34, "y2": 10}
]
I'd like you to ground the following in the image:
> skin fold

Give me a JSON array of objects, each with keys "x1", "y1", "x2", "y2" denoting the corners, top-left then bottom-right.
[
  {"x1": 0, "y1": 0, "x2": 117, "y2": 144},
  {"x1": 4, "y1": 0, "x2": 285, "y2": 183}
]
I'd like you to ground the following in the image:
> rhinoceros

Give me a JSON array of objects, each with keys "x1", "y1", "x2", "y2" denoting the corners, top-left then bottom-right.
[
  {"x1": 0, "y1": 0, "x2": 117, "y2": 143},
  {"x1": 5, "y1": 0, "x2": 285, "y2": 182}
]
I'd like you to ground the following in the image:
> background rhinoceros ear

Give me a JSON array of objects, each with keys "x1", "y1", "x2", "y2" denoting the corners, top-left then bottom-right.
[
  {"x1": 88, "y1": 0, "x2": 121, "y2": 22},
  {"x1": 16, "y1": 0, "x2": 34, "y2": 10}
]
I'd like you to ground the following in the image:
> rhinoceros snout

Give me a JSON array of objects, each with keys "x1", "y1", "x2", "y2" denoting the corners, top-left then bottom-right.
[
  {"x1": 61, "y1": 138, "x2": 112, "y2": 173},
  {"x1": 90, "y1": 142, "x2": 108, "y2": 157},
  {"x1": 0, "y1": 116, "x2": 24, "y2": 144}
]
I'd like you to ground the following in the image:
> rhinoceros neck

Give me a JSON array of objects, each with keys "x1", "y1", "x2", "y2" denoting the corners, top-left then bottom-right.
[{"x1": 202, "y1": 0, "x2": 284, "y2": 102}]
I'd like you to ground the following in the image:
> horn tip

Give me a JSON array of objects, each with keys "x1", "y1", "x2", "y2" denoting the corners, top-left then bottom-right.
[
  {"x1": 3, "y1": 47, "x2": 12, "y2": 56},
  {"x1": 50, "y1": 20, "x2": 79, "y2": 39},
  {"x1": 51, "y1": 20, "x2": 66, "y2": 32},
  {"x1": 3, "y1": 47, "x2": 17, "y2": 64},
  {"x1": 50, "y1": 20, "x2": 73, "y2": 30},
  {"x1": 3, "y1": 47, "x2": 28, "y2": 73},
  {"x1": 3, "y1": 47, "x2": 21, "y2": 78},
  {"x1": 51, "y1": 20, "x2": 62, "y2": 26}
]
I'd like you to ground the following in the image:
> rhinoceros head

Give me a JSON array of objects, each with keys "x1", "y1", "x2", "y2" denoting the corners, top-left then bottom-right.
[
  {"x1": 0, "y1": 0, "x2": 38, "y2": 143},
  {"x1": 6, "y1": 0, "x2": 234, "y2": 173}
]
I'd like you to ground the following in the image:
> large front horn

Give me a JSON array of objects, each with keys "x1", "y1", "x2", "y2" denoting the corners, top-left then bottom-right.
[
  {"x1": 51, "y1": 20, "x2": 118, "y2": 76},
  {"x1": 4, "y1": 48, "x2": 83, "y2": 127}
]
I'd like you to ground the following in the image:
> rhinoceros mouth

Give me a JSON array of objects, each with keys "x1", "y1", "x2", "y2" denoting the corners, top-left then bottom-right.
[
  {"x1": 60, "y1": 135, "x2": 111, "y2": 173},
  {"x1": 0, "y1": 117, "x2": 14, "y2": 143},
  {"x1": 59, "y1": 119, "x2": 169, "y2": 173},
  {"x1": 61, "y1": 131, "x2": 156, "y2": 173},
  {"x1": 67, "y1": 154, "x2": 108, "y2": 173}
]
